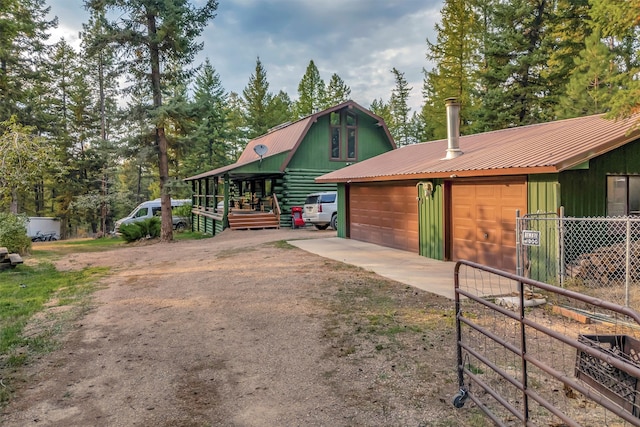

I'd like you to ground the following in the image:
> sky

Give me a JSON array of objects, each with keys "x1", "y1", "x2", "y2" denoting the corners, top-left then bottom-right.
[{"x1": 47, "y1": 0, "x2": 443, "y2": 112}]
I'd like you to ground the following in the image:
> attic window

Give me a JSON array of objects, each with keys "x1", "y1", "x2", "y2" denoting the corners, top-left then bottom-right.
[
  {"x1": 330, "y1": 112, "x2": 341, "y2": 159},
  {"x1": 607, "y1": 175, "x2": 640, "y2": 216},
  {"x1": 329, "y1": 111, "x2": 357, "y2": 161}
]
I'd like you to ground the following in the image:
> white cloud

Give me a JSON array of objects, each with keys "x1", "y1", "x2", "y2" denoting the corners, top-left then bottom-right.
[{"x1": 47, "y1": 0, "x2": 444, "y2": 111}]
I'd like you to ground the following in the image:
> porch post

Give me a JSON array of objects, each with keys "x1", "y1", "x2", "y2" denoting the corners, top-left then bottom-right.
[{"x1": 223, "y1": 173, "x2": 230, "y2": 229}]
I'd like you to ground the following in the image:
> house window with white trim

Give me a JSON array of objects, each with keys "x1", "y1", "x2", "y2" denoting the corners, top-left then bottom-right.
[{"x1": 607, "y1": 175, "x2": 640, "y2": 216}]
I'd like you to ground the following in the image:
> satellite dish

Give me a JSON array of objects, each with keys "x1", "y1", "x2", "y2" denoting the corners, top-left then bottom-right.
[{"x1": 253, "y1": 144, "x2": 268, "y2": 158}]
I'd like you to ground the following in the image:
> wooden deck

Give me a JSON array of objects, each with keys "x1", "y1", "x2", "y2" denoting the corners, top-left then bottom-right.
[{"x1": 227, "y1": 211, "x2": 280, "y2": 230}]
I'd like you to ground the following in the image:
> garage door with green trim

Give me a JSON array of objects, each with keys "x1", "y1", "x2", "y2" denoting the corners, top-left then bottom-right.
[
  {"x1": 349, "y1": 184, "x2": 419, "y2": 252},
  {"x1": 452, "y1": 179, "x2": 527, "y2": 272}
]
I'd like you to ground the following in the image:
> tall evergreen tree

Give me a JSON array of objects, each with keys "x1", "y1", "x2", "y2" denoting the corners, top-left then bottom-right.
[
  {"x1": 589, "y1": 0, "x2": 640, "y2": 118},
  {"x1": 423, "y1": 0, "x2": 481, "y2": 139},
  {"x1": 389, "y1": 68, "x2": 413, "y2": 146},
  {"x1": 295, "y1": 60, "x2": 325, "y2": 117},
  {"x1": 323, "y1": 73, "x2": 351, "y2": 108},
  {"x1": 545, "y1": 0, "x2": 591, "y2": 109},
  {"x1": 0, "y1": 0, "x2": 57, "y2": 125},
  {"x1": 182, "y1": 58, "x2": 229, "y2": 177},
  {"x1": 268, "y1": 90, "x2": 294, "y2": 126},
  {"x1": 242, "y1": 57, "x2": 273, "y2": 138},
  {"x1": 475, "y1": 0, "x2": 553, "y2": 131},
  {"x1": 557, "y1": 30, "x2": 617, "y2": 118},
  {"x1": 86, "y1": 0, "x2": 218, "y2": 241},
  {"x1": 369, "y1": 98, "x2": 392, "y2": 131}
]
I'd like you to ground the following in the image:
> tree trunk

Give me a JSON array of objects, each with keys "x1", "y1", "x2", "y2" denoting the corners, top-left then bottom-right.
[{"x1": 147, "y1": 11, "x2": 172, "y2": 242}]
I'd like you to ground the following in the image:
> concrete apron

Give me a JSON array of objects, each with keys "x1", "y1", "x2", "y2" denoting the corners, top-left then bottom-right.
[{"x1": 288, "y1": 237, "x2": 457, "y2": 300}]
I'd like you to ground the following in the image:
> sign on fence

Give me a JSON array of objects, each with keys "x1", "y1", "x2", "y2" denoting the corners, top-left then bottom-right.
[{"x1": 522, "y1": 230, "x2": 540, "y2": 246}]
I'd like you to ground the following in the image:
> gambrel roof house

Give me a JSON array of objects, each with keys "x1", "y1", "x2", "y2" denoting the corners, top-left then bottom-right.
[
  {"x1": 317, "y1": 99, "x2": 640, "y2": 276},
  {"x1": 184, "y1": 100, "x2": 395, "y2": 233}
]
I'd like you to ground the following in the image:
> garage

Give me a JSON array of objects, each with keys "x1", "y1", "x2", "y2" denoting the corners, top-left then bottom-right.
[
  {"x1": 450, "y1": 178, "x2": 527, "y2": 272},
  {"x1": 349, "y1": 183, "x2": 419, "y2": 252}
]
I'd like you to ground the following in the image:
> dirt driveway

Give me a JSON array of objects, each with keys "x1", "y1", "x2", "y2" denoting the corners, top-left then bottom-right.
[{"x1": 1, "y1": 229, "x2": 478, "y2": 426}]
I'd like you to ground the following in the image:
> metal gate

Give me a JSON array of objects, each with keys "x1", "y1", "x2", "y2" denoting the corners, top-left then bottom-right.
[{"x1": 453, "y1": 260, "x2": 640, "y2": 426}]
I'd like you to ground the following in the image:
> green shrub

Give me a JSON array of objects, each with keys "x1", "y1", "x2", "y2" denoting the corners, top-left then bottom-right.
[
  {"x1": 119, "y1": 217, "x2": 161, "y2": 243},
  {"x1": 0, "y1": 213, "x2": 31, "y2": 255}
]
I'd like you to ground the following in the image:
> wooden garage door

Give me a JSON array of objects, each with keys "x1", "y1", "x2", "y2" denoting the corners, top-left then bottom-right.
[
  {"x1": 349, "y1": 184, "x2": 419, "y2": 252},
  {"x1": 451, "y1": 179, "x2": 527, "y2": 272}
]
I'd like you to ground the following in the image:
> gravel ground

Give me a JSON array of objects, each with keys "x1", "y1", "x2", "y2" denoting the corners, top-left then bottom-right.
[{"x1": 1, "y1": 228, "x2": 482, "y2": 427}]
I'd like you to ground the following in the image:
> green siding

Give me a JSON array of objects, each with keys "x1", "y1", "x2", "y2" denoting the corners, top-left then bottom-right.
[
  {"x1": 337, "y1": 183, "x2": 347, "y2": 237},
  {"x1": 277, "y1": 169, "x2": 336, "y2": 228},
  {"x1": 418, "y1": 180, "x2": 444, "y2": 260},
  {"x1": 231, "y1": 152, "x2": 288, "y2": 175},
  {"x1": 288, "y1": 112, "x2": 393, "y2": 170},
  {"x1": 528, "y1": 174, "x2": 560, "y2": 213},
  {"x1": 559, "y1": 137, "x2": 640, "y2": 217}
]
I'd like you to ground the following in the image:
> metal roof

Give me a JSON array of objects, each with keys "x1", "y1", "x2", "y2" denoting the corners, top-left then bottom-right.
[
  {"x1": 316, "y1": 114, "x2": 640, "y2": 183},
  {"x1": 184, "y1": 100, "x2": 393, "y2": 181}
]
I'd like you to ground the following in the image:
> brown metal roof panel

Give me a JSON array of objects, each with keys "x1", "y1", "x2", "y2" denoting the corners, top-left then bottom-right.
[
  {"x1": 237, "y1": 117, "x2": 313, "y2": 164},
  {"x1": 317, "y1": 114, "x2": 640, "y2": 183}
]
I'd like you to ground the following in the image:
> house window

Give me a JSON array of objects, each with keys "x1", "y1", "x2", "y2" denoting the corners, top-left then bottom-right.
[
  {"x1": 330, "y1": 112, "x2": 341, "y2": 159},
  {"x1": 346, "y1": 112, "x2": 357, "y2": 160},
  {"x1": 607, "y1": 175, "x2": 640, "y2": 216},
  {"x1": 330, "y1": 111, "x2": 359, "y2": 160}
]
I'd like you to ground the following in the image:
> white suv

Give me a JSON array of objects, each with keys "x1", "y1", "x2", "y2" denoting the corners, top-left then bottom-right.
[{"x1": 302, "y1": 191, "x2": 337, "y2": 230}]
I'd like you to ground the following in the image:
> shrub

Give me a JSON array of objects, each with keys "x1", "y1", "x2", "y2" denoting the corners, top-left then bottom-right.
[
  {"x1": 119, "y1": 217, "x2": 161, "y2": 243},
  {"x1": 0, "y1": 213, "x2": 31, "y2": 255}
]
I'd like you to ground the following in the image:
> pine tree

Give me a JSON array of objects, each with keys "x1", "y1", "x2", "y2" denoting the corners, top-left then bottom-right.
[
  {"x1": 423, "y1": 0, "x2": 481, "y2": 139},
  {"x1": 369, "y1": 98, "x2": 392, "y2": 130},
  {"x1": 0, "y1": 0, "x2": 57, "y2": 124},
  {"x1": 269, "y1": 90, "x2": 294, "y2": 126},
  {"x1": 557, "y1": 30, "x2": 616, "y2": 118},
  {"x1": 589, "y1": 0, "x2": 640, "y2": 118},
  {"x1": 475, "y1": 0, "x2": 554, "y2": 131},
  {"x1": 324, "y1": 73, "x2": 351, "y2": 108},
  {"x1": 389, "y1": 68, "x2": 413, "y2": 146},
  {"x1": 182, "y1": 58, "x2": 229, "y2": 177},
  {"x1": 295, "y1": 60, "x2": 325, "y2": 117},
  {"x1": 86, "y1": 0, "x2": 218, "y2": 241},
  {"x1": 242, "y1": 57, "x2": 273, "y2": 138}
]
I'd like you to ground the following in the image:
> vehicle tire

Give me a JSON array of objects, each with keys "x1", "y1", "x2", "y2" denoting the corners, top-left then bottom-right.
[
  {"x1": 315, "y1": 224, "x2": 329, "y2": 230},
  {"x1": 49, "y1": 236, "x2": 58, "y2": 241},
  {"x1": 330, "y1": 214, "x2": 337, "y2": 230},
  {"x1": 175, "y1": 222, "x2": 186, "y2": 232}
]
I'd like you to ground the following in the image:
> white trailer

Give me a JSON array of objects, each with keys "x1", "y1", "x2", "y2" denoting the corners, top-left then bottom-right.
[{"x1": 26, "y1": 217, "x2": 61, "y2": 240}]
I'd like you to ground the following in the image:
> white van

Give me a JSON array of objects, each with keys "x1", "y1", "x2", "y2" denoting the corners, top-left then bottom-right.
[{"x1": 114, "y1": 199, "x2": 191, "y2": 233}]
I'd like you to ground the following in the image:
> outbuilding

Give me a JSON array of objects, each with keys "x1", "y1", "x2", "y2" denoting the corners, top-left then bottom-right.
[{"x1": 317, "y1": 100, "x2": 640, "y2": 273}]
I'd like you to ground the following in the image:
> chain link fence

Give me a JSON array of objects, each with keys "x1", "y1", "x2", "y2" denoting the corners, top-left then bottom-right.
[{"x1": 517, "y1": 210, "x2": 640, "y2": 309}]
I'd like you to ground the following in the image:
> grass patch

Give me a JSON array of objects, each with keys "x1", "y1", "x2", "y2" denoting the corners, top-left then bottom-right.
[
  {"x1": 0, "y1": 261, "x2": 108, "y2": 405},
  {"x1": 270, "y1": 240, "x2": 296, "y2": 249},
  {"x1": 31, "y1": 237, "x2": 126, "y2": 260},
  {"x1": 173, "y1": 231, "x2": 212, "y2": 241}
]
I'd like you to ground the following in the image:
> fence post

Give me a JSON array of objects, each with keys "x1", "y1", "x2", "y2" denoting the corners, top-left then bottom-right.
[
  {"x1": 559, "y1": 207, "x2": 565, "y2": 288},
  {"x1": 516, "y1": 210, "x2": 522, "y2": 276},
  {"x1": 626, "y1": 217, "x2": 631, "y2": 308}
]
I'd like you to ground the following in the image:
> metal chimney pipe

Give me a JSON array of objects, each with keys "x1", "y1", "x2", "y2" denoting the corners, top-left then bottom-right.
[{"x1": 444, "y1": 97, "x2": 462, "y2": 159}]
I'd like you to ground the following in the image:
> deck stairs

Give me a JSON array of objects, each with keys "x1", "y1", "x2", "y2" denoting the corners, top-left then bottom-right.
[{"x1": 227, "y1": 212, "x2": 280, "y2": 230}]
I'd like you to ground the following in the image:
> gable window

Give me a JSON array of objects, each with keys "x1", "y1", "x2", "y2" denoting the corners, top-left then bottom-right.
[
  {"x1": 330, "y1": 112, "x2": 341, "y2": 159},
  {"x1": 607, "y1": 175, "x2": 640, "y2": 216},
  {"x1": 329, "y1": 110, "x2": 358, "y2": 161},
  {"x1": 346, "y1": 112, "x2": 357, "y2": 160}
]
